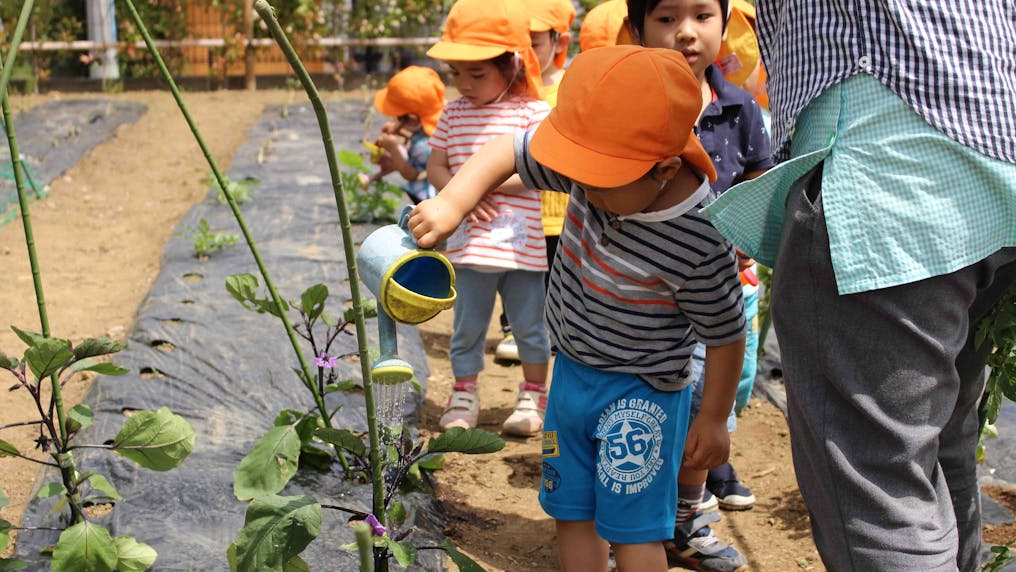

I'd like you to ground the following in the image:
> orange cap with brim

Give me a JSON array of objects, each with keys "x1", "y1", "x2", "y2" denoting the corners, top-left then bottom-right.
[
  {"x1": 716, "y1": 4, "x2": 760, "y2": 88},
  {"x1": 579, "y1": 0, "x2": 628, "y2": 52},
  {"x1": 373, "y1": 66, "x2": 446, "y2": 136},
  {"x1": 426, "y1": 0, "x2": 544, "y2": 100},
  {"x1": 531, "y1": 45, "x2": 717, "y2": 188},
  {"x1": 524, "y1": 0, "x2": 576, "y2": 69}
]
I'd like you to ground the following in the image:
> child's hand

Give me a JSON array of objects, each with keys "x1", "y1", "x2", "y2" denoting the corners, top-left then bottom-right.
[
  {"x1": 466, "y1": 196, "x2": 499, "y2": 223},
  {"x1": 408, "y1": 196, "x2": 467, "y2": 248},
  {"x1": 377, "y1": 132, "x2": 408, "y2": 155},
  {"x1": 734, "y1": 247, "x2": 755, "y2": 272},
  {"x1": 682, "y1": 414, "x2": 730, "y2": 470}
]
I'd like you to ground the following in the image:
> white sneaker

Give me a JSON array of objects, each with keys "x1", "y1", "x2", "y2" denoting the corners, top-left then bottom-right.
[
  {"x1": 494, "y1": 334, "x2": 520, "y2": 362},
  {"x1": 502, "y1": 382, "x2": 547, "y2": 437},
  {"x1": 439, "y1": 390, "x2": 479, "y2": 430}
]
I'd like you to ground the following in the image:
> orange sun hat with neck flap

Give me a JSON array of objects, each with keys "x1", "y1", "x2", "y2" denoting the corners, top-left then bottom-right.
[
  {"x1": 579, "y1": 0, "x2": 630, "y2": 52},
  {"x1": 373, "y1": 66, "x2": 446, "y2": 136},
  {"x1": 531, "y1": 45, "x2": 716, "y2": 188},
  {"x1": 426, "y1": 0, "x2": 544, "y2": 101},
  {"x1": 524, "y1": 0, "x2": 576, "y2": 69}
]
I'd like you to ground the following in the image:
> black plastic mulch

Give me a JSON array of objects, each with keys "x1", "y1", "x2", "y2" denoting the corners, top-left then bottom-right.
[
  {"x1": 15, "y1": 99, "x2": 444, "y2": 571},
  {"x1": 0, "y1": 99, "x2": 147, "y2": 227}
]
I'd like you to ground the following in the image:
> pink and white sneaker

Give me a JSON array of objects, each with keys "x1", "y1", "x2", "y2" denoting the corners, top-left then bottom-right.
[
  {"x1": 502, "y1": 382, "x2": 547, "y2": 437},
  {"x1": 439, "y1": 389, "x2": 479, "y2": 431}
]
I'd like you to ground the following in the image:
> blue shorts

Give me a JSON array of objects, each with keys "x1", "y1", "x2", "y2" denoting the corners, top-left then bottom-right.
[{"x1": 539, "y1": 353, "x2": 691, "y2": 544}]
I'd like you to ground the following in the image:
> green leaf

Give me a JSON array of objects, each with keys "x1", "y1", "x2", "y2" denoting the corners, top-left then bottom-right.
[
  {"x1": 36, "y1": 482, "x2": 67, "y2": 498},
  {"x1": 67, "y1": 404, "x2": 94, "y2": 433},
  {"x1": 111, "y1": 407, "x2": 196, "y2": 471},
  {"x1": 0, "y1": 488, "x2": 8, "y2": 508},
  {"x1": 112, "y1": 536, "x2": 157, "y2": 572},
  {"x1": 314, "y1": 428, "x2": 366, "y2": 458},
  {"x1": 300, "y1": 284, "x2": 329, "y2": 323},
  {"x1": 388, "y1": 539, "x2": 417, "y2": 567},
  {"x1": 87, "y1": 474, "x2": 123, "y2": 501},
  {"x1": 324, "y1": 380, "x2": 356, "y2": 394},
  {"x1": 233, "y1": 424, "x2": 302, "y2": 501},
  {"x1": 320, "y1": 311, "x2": 339, "y2": 327},
  {"x1": 441, "y1": 538, "x2": 485, "y2": 572},
  {"x1": 0, "y1": 520, "x2": 10, "y2": 553},
  {"x1": 72, "y1": 360, "x2": 129, "y2": 376},
  {"x1": 0, "y1": 440, "x2": 21, "y2": 458},
  {"x1": 24, "y1": 337, "x2": 73, "y2": 380},
  {"x1": 338, "y1": 149, "x2": 366, "y2": 170},
  {"x1": 284, "y1": 556, "x2": 310, "y2": 572},
  {"x1": 426, "y1": 428, "x2": 505, "y2": 455},
  {"x1": 234, "y1": 494, "x2": 321, "y2": 572},
  {"x1": 416, "y1": 453, "x2": 445, "y2": 471},
  {"x1": 0, "y1": 558, "x2": 28, "y2": 571},
  {"x1": 0, "y1": 349, "x2": 18, "y2": 370},
  {"x1": 10, "y1": 325, "x2": 44, "y2": 348},
  {"x1": 226, "y1": 274, "x2": 260, "y2": 310},
  {"x1": 72, "y1": 337, "x2": 126, "y2": 361},
  {"x1": 51, "y1": 521, "x2": 118, "y2": 572},
  {"x1": 389, "y1": 500, "x2": 407, "y2": 527},
  {"x1": 226, "y1": 542, "x2": 238, "y2": 572}
]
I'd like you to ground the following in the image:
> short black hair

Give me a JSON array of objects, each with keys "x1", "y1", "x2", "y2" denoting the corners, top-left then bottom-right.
[{"x1": 626, "y1": 0, "x2": 729, "y2": 38}]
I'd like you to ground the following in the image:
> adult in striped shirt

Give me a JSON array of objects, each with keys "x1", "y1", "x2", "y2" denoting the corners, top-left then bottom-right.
[
  {"x1": 425, "y1": 0, "x2": 552, "y2": 437},
  {"x1": 410, "y1": 47, "x2": 746, "y2": 572},
  {"x1": 701, "y1": 1, "x2": 1016, "y2": 570}
]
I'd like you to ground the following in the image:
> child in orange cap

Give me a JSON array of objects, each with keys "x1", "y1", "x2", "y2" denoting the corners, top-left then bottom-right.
[
  {"x1": 361, "y1": 66, "x2": 445, "y2": 204},
  {"x1": 424, "y1": 0, "x2": 552, "y2": 437},
  {"x1": 627, "y1": 1, "x2": 773, "y2": 569},
  {"x1": 492, "y1": 0, "x2": 575, "y2": 365},
  {"x1": 579, "y1": 0, "x2": 630, "y2": 52},
  {"x1": 409, "y1": 45, "x2": 746, "y2": 571}
]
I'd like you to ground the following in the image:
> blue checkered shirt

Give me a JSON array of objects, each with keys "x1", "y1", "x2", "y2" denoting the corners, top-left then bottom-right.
[
  {"x1": 701, "y1": 2, "x2": 1016, "y2": 294},
  {"x1": 757, "y1": 0, "x2": 1016, "y2": 164}
]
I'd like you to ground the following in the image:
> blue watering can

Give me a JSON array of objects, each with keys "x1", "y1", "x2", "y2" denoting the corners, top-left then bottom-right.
[{"x1": 356, "y1": 206, "x2": 456, "y2": 384}]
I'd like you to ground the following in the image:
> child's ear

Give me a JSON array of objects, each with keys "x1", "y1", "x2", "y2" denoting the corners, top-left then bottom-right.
[
  {"x1": 555, "y1": 31, "x2": 572, "y2": 55},
  {"x1": 653, "y1": 156, "x2": 684, "y2": 181}
]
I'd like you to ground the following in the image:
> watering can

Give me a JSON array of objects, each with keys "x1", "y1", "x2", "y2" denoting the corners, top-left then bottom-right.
[{"x1": 357, "y1": 206, "x2": 456, "y2": 384}]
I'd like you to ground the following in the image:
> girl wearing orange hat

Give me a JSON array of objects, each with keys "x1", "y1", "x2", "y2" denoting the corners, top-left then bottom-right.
[
  {"x1": 425, "y1": 0, "x2": 552, "y2": 437},
  {"x1": 362, "y1": 66, "x2": 446, "y2": 204}
]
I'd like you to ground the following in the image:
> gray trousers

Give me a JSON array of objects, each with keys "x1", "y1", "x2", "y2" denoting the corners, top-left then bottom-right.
[{"x1": 771, "y1": 163, "x2": 1016, "y2": 572}]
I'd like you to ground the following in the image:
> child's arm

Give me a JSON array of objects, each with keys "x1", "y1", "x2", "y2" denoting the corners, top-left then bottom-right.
[
  {"x1": 410, "y1": 133, "x2": 517, "y2": 248},
  {"x1": 683, "y1": 338, "x2": 746, "y2": 470},
  {"x1": 426, "y1": 148, "x2": 454, "y2": 191},
  {"x1": 376, "y1": 133, "x2": 419, "y2": 182}
]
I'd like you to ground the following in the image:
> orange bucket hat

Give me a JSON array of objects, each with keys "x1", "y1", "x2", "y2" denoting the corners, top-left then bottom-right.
[
  {"x1": 716, "y1": 0, "x2": 760, "y2": 88},
  {"x1": 426, "y1": 0, "x2": 544, "y2": 100},
  {"x1": 531, "y1": 45, "x2": 716, "y2": 187},
  {"x1": 524, "y1": 0, "x2": 576, "y2": 69},
  {"x1": 579, "y1": 0, "x2": 629, "y2": 52},
  {"x1": 373, "y1": 66, "x2": 446, "y2": 136}
]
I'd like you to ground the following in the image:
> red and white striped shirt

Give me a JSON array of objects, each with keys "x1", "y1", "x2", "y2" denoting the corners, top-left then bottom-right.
[{"x1": 430, "y1": 96, "x2": 550, "y2": 271}]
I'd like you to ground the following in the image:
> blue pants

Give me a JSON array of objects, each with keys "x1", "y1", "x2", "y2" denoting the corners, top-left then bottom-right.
[{"x1": 450, "y1": 267, "x2": 550, "y2": 377}]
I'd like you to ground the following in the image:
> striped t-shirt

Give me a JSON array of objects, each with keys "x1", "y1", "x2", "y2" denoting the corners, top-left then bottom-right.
[
  {"x1": 430, "y1": 96, "x2": 551, "y2": 271},
  {"x1": 515, "y1": 131, "x2": 746, "y2": 392}
]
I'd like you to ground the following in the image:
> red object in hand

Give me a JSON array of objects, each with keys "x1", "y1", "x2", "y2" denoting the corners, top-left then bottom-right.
[{"x1": 740, "y1": 267, "x2": 758, "y2": 286}]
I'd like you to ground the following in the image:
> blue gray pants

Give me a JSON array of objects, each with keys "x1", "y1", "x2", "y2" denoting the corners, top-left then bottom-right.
[
  {"x1": 771, "y1": 164, "x2": 1016, "y2": 572},
  {"x1": 450, "y1": 267, "x2": 551, "y2": 378}
]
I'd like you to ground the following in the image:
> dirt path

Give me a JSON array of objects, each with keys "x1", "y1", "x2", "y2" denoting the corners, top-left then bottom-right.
[{"x1": 0, "y1": 89, "x2": 824, "y2": 570}]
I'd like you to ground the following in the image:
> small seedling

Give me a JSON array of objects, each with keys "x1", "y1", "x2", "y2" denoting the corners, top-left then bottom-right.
[
  {"x1": 206, "y1": 173, "x2": 259, "y2": 205},
  {"x1": 182, "y1": 217, "x2": 240, "y2": 258},
  {"x1": 338, "y1": 150, "x2": 403, "y2": 224}
]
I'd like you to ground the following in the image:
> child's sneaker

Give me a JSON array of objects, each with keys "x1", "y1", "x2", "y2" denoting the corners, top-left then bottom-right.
[
  {"x1": 706, "y1": 462, "x2": 756, "y2": 510},
  {"x1": 501, "y1": 382, "x2": 546, "y2": 437},
  {"x1": 665, "y1": 511, "x2": 748, "y2": 572},
  {"x1": 494, "y1": 333, "x2": 521, "y2": 362},
  {"x1": 700, "y1": 488, "x2": 719, "y2": 512},
  {"x1": 439, "y1": 390, "x2": 479, "y2": 430}
]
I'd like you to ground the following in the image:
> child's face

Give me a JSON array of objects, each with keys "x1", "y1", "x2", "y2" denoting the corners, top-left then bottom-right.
[
  {"x1": 640, "y1": 0, "x2": 725, "y2": 82},
  {"x1": 576, "y1": 171, "x2": 670, "y2": 216},
  {"x1": 530, "y1": 31, "x2": 557, "y2": 73},
  {"x1": 446, "y1": 60, "x2": 510, "y2": 106}
]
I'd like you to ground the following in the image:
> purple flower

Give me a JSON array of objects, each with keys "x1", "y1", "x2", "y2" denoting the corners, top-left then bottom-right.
[
  {"x1": 314, "y1": 351, "x2": 337, "y2": 368},
  {"x1": 364, "y1": 514, "x2": 386, "y2": 537}
]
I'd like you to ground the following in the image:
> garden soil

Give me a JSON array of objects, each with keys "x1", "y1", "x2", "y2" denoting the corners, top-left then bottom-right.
[{"x1": 0, "y1": 89, "x2": 1013, "y2": 571}]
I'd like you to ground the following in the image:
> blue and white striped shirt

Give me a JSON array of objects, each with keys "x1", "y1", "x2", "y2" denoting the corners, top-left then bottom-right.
[{"x1": 757, "y1": 0, "x2": 1016, "y2": 164}]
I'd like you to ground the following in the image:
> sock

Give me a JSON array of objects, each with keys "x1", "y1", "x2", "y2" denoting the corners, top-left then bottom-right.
[
  {"x1": 452, "y1": 380, "x2": 477, "y2": 393},
  {"x1": 521, "y1": 381, "x2": 546, "y2": 393},
  {"x1": 676, "y1": 483, "x2": 705, "y2": 525}
]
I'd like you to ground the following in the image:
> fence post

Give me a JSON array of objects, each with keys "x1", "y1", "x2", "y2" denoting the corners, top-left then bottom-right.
[{"x1": 244, "y1": 0, "x2": 255, "y2": 90}]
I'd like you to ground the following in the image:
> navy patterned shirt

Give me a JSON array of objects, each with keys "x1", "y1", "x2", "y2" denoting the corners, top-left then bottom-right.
[
  {"x1": 757, "y1": 0, "x2": 1016, "y2": 164},
  {"x1": 695, "y1": 65, "x2": 773, "y2": 195}
]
